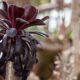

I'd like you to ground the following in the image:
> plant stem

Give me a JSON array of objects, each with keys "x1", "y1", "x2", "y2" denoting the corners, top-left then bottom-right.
[{"x1": 5, "y1": 61, "x2": 14, "y2": 80}]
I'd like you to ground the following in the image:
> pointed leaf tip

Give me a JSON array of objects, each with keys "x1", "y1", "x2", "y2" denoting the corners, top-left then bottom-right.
[{"x1": 42, "y1": 16, "x2": 49, "y2": 21}]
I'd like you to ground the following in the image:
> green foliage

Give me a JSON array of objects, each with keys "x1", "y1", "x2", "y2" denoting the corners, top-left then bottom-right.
[
  {"x1": 31, "y1": 0, "x2": 51, "y2": 6},
  {"x1": 31, "y1": 0, "x2": 41, "y2": 6},
  {"x1": 52, "y1": 29, "x2": 59, "y2": 38}
]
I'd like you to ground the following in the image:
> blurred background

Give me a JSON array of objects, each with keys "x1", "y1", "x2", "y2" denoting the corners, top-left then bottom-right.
[{"x1": 1, "y1": 0, "x2": 80, "y2": 80}]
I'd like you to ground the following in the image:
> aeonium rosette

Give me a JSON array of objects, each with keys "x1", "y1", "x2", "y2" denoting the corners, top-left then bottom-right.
[{"x1": 0, "y1": 1, "x2": 49, "y2": 80}]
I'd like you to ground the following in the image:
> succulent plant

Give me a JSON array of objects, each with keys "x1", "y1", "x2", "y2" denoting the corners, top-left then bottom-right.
[{"x1": 0, "y1": 1, "x2": 48, "y2": 80}]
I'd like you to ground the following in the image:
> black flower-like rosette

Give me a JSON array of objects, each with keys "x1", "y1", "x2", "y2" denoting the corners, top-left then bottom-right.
[{"x1": 0, "y1": 1, "x2": 49, "y2": 80}]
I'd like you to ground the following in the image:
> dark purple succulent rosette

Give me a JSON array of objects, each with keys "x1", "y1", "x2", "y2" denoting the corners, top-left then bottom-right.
[{"x1": 0, "y1": 1, "x2": 49, "y2": 80}]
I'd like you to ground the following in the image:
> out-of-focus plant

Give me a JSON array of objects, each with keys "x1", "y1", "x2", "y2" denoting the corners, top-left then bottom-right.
[
  {"x1": 0, "y1": 1, "x2": 48, "y2": 80},
  {"x1": 31, "y1": 0, "x2": 50, "y2": 6}
]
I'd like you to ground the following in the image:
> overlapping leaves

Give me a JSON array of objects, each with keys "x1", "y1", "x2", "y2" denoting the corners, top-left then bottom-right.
[
  {"x1": 0, "y1": 1, "x2": 49, "y2": 31},
  {"x1": 0, "y1": 1, "x2": 49, "y2": 80}
]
